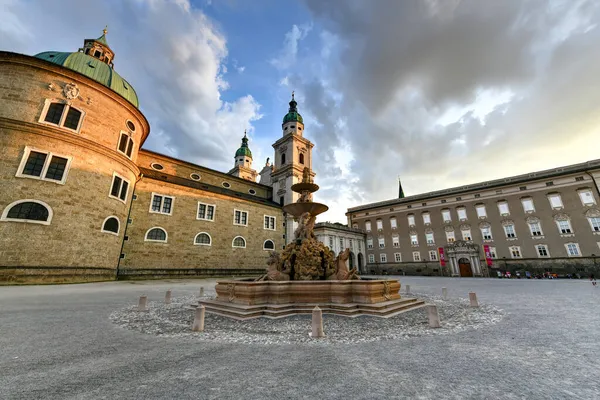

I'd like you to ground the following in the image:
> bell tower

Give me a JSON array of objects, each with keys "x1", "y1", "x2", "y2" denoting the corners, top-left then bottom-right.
[{"x1": 271, "y1": 93, "x2": 315, "y2": 243}]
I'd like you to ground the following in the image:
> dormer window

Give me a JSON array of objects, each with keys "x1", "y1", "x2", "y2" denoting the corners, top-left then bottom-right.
[{"x1": 94, "y1": 50, "x2": 102, "y2": 58}]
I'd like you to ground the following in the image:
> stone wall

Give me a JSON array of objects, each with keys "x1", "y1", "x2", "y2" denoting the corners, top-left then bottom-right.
[{"x1": 120, "y1": 177, "x2": 284, "y2": 278}]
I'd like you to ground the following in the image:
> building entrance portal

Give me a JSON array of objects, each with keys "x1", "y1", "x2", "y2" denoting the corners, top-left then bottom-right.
[
  {"x1": 349, "y1": 252, "x2": 356, "y2": 270},
  {"x1": 458, "y1": 258, "x2": 473, "y2": 277},
  {"x1": 358, "y1": 253, "x2": 364, "y2": 274}
]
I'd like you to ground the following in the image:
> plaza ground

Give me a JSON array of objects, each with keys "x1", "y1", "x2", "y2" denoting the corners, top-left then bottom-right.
[{"x1": 1, "y1": 276, "x2": 599, "y2": 399}]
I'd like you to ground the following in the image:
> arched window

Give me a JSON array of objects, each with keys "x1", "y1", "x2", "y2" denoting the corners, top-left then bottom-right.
[
  {"x1": 145, "y1": 227, "x2": 167, "y2": 242},
  {"x1": 101, "y1": 216, "x2": 120, "y2": 235},
  {"x1": 281, "y1": 153, "x2": 286, "y2": 165},
  {"x1": 263, "y1": 239, "x2": 275, "y2": 250},
  {"x1": 194, "y1": 232, "x2": 212, "y2": 246},
  {"x1": 232, "y1": 236, "x2": 246, "y2": 248},
  {"x1": 299, "y1": 153, "x2": 304, "y2": 164},
  {"x1": 1, "y1": 200, "x2": 52, "y2": 225}
]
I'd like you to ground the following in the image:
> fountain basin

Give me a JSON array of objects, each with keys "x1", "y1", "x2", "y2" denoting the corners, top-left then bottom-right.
[{"x1": 282, "y1": 202, "x2": 329, "y2": 218}]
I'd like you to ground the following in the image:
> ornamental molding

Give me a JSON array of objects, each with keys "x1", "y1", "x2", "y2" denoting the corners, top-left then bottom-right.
[
  {"x1": 409, "y1": 230, "x2": 417, "y2": 235},
  {"x1": 63, "y1": 82, "x2": 80, "y2": 100},
  {"x1": 553, "y1": 213, "x2": 570, "y2": 221},
  {"x1": 584, "y1": 208, "x2": 600, "y2": 218},
  {"x1": 279, "y1": 145, "x2": 288, "y2": 153},
  {"x1": 500, "y1": 219, "x2": 514, "y2": 226},
  {"x1": 459, "y1": 224, "x2": 471, "y2": 231},
  {"x1": 425, "y1": 228, "x2": 433, "y2": 233},
  {"x1": 478, "y1": 221, "x2": 490, "y2": 228},
  {"x1": 525, "y1": 216, "x2": 540, "y2": 223},
  {"x1": 444, "y1": 225, "x2": 455, "y2": 232}
]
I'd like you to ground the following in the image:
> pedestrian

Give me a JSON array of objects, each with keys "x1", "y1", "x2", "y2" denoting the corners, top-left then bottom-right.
[{"x1": 591, "y1": 274, "x2": 597, "y2": 287}]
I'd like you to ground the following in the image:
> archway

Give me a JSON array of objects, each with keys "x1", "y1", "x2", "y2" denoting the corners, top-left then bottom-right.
[
  {"x1": 358, "y1": 253, "x2": 364, "y2": 274},
  {"x1": 349, "y1": 251, "x2": 356, "y2": 270},
  {"x1": 458, "y1": 258, "x2": 473, "y2": 277}
]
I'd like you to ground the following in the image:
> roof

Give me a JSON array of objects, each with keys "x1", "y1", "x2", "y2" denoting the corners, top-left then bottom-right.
[
  {"x1": 235, "y1": 133, "x2": 252, "y2": 158},
  {"x1": 283, "y1": 95, "x2": 303, "y2": 124},
  {"x1": 347, "y1": 158, "x2": 600, "y2": 214}
]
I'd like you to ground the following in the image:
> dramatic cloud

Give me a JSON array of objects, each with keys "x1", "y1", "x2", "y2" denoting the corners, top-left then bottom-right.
[
  {"x1": 270, "y1": 23, "x2": 313, "y2": 70},
  {"x1": 289, "y1": 0, "x2": 600, "y2": 221},
  {"x1": 0, "y1": 0, "x2": 262, "y2": 172}
]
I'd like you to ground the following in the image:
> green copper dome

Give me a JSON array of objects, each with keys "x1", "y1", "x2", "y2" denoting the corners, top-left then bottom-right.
[
  {"x1": 235, "y1": 132, "x2": 252, "y2": 158},
  {"x1": 283, "y1": 93, "x2": 303, "y2": 124},
  {"x1": 34, "y1": 30, "x2": 139, "y2": 108}
]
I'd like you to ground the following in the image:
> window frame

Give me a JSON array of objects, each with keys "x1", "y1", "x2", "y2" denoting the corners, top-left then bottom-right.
[
  {"x1": 422, "y1": 213, "x2": 431, "y2": 224},
  {"x1": 1, "y1": 199, "x2": 53, "y2": 225},
  {"x1": 456, "y1": 207, "x2": 467, "y2": 221},
  {"x1": 497, "y1": 201, "x2": 510, "y2": 216},
  {"x1": 196, "y1": 202, "x2": 216, "y2": 221},
  {"x1": 194, "y1": 232, "x2": 212, "y2": 246},
  {"x1": 365, "y1": 221, "x2": 372, "y2": 232},
  {"x1": 263, "y1": 239, "x2": 275, "y2": 250},
  {"x1": 528, "y1": 221, "x2": 543, "y2": 237},
  {"x1": 233, "y1": 209, "x2": 249, "y2": 226},
  {"x1": 429, "y1": 250, "x2": 438, "y2": 261},
  {"x1": 232, "y1": 235, "x2": 247, "y2": 248},
  {"x1": 144, "y1": 227, "x2": 168, "y2": 243},
  {"x1": 536, "y1": 244, "x2": 550, "y2": 258},
  {"x1": 100, "y1": 216, "x2": 120, "y2": 236},
  {"x1": 503, "y1": 224, "x2": 517, "y2": 238},
  {"x1": 521, "y1": 198, "x2": 535, "y2": 213},
  {"x1": 547, "y1": 194, "x2": 563, "y2": 209},
  {"x1": 108, "y1": 172, "x2": 130, "y2": 204},
  {"x1": 392, "y1": 234, "x2": 400, "y2": 247},
  {"x1": 368, "y1": 254, "x2": 375, "y2": 263},
  {"x1": 380, "y1": 253, "x2": 387, "y2": 263},
  {"x1": 390, "y1": 217, "x2": 397, "y2": 229},
  {"x1": 376, "y1": 219, "x2": 383, "y2": 230},
  {"x1": 481, "y1": 226, "x2": 493, "y2": 240},
  {"x1": 407, "y1": 214, "x2": 416, "y2": 226},
  {"x1": 425, "y1": 232, "x2": 435, "y2": 244},
  {"x1": 15, "y1": 146, "x2": 73, "y2": 185},
  {"x1": 264, "y1": 215, "x2": 277, "y2": 230},
  {"x1": 475, "y1": 204, "x2": 487, "y2": 218},
  {"x1": 117, "y1": 131, "x2": 135, "y2": 159},
  {"x1": 378, "y1": 237, "x2": 385, "y2": 248},
  {"x1": 556, "y1": 219, "x2": 573, "y2": 234},
  {"x1": 578, "y1": 189, "x2": 596, "y2": 206},
  {"x1": 446, "y1": 230, "x2": 455, "y2": 243},
  {"x1": 588, "y1": 217, "x2": 600, "y2": 232},
  {"x1": 509, "y1": 246, "x2": 522, "y2": 259},
  {"x1": 565, "y1": 242, "x2": 581, "y2": 257},
  {"x1": 38, "y1": 99, "x2": 85, "y2": 133},
  {"x1": 367, "y1": 238, "x2": 373, "y2": 249},
  {"x1": 461, "y1": 229, "x2": 472, "y2": 241},
  {"x1": 149, "y1": 193, "x2": 174, "y2": 215},
  {"x1": 413, "y1": 251, "x2": 421, "y2": 261},
  {"x1": 442, "y1": 209, "x2": 452, "y2": 222},
  {"x1": 394, "y1": 252, "x2": 402, "y2": 262},
  {"x1": 410, "y1": 233, "x2": 419, "y2": 245}
]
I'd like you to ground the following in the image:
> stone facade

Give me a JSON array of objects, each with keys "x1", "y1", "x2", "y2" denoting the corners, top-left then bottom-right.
[
  {"x1": 347, "y1": 161, "x2": 600, "y2": 277},
  {"x1": 314, "y1": 222, "x2": 367, "y2": 274}
]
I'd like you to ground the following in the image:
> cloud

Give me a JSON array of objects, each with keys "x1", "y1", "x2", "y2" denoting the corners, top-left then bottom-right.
[
  {"x1": 0, "y1": 0, "x2": 262, "y2": 172},
  {"x1": 293, "y1": 0, "x2": 600, "y2": 221},
  {"x1": 270, "y1": 23, "x2": 313, "y2": 70}
]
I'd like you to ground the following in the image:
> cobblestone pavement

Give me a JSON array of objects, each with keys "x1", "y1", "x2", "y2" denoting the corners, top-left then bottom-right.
[{"x1": 1, "y1": 276, "x2": 599, "y2": 399}]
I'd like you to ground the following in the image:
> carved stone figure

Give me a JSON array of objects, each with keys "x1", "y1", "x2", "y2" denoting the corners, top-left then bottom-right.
[
  {"x1": 63, "y1": 82, "x2": 80, "y2": 100},
  {"x1": 257, "y1": 251, "x2": 290, "y2": 281},
  {"x1": 331, "y1": 248, "x2": 359, "y2": 280}
]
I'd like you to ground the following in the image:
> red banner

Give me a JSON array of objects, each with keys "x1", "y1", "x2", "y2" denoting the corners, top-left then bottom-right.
[
  {"x1": 438, "y1": 247, "x2": 446, "y2": 267},
  {"x1": 483, "y1": 245, "x2": 493, "y2": 267}
]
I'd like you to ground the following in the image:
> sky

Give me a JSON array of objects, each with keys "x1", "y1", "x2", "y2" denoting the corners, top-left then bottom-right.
[{"x1": 2, "y1": 0, "x2": 600, "y2": 223}]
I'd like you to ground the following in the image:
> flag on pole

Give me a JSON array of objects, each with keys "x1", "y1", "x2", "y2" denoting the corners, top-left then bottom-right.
[{"x1": 398, "y1": 177, "x2": 405, "y2": 198}]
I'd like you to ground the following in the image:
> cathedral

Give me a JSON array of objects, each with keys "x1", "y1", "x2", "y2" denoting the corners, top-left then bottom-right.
[{"x1": 0, "y1": 29, "x2": 323, "y2": 284}]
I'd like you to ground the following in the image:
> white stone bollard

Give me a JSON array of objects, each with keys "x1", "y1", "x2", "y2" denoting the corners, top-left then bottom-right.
[
  {"x1": 311, "y1": 306, "x2": 325, "y2": 338},
  {"x1": 199, "y1": 287, "x2": 205, "y2": 297},
  {"x1": 427, "y1": 304, "x2": 441, "y2": 328},
  {"x1": 469, "y1": 292, "x2": 479, "y2": 308},
  {"x1": 405, "y1": 284, "x2": 411, "y2": 294},
  {"x1": 192, "y1": 305, "x2": 205, "y2": 332},
  {"x1": 442, "y1": 287, "x2": 448, "y2": 300},
  {"x1": 138, "y1": 295, "x2": 147, "y2": 311},
  {"x1": 165, "y1": 289, "x2": 172, "y2": 304}
]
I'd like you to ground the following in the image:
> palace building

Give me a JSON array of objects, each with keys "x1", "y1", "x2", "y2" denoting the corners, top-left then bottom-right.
[
  {"x1": 0, "y1": 29, "x2": 321, "y2": 284},
  {"x1": 347, "y1": 160, "x2": 600, "y2": 277}
]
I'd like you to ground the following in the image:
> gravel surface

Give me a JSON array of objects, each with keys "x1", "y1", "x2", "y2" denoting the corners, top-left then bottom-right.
[
  {"x1": 109, "y1": 294, "x2": 504, "y2": 344},
  {"x1": 1, "y1": 276, "x2": 599, "y2": 400}
]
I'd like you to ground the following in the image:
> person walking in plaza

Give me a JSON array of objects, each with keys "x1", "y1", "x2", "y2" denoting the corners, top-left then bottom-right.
[{"x1": 591, "y1": 273, "x2": 597, "y2": 287}]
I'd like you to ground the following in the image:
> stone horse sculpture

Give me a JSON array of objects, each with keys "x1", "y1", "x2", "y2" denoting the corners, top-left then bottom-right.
[{"x1": 331, "y1": 248, "x2": 360, "y2": 280}]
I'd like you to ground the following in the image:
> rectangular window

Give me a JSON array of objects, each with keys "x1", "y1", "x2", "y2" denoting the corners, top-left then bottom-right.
[
  {"x1": 410, "y1": 234, "x2": 418, "y2": 245},
  {"x1": 390, "y1": 218, "x2": 397, "y2": 229},
  {"x1": 394, "y1": 253, "x2": 402, "y2": 262},
  {"x1": 442, "y1": 210, "x2": 451, "y2": 222},
  {"x1": 368, "y1": 254, "x2": 375, "y2": 263},
  {"x1": 378, "y1": 237, "x2": 385, "y2": 248},
  {"x1": 149, "y1": 193, "x2": 173, "y2": 215},
  {"x1": 498, "y1": 202, "x2": 510, "y2": 215},
  {"x1": 40, "y1": 101, "x2": 84, "y2": 132},
  {"x1": 566, "y1": 243, "x2": 581, "y2": 257},
  {"x1": 536, "y1": 245, "x2": 550, "y2": 257},
  {"x1": 481, "y1": 226, "x2": 493, "y2": 240},
  {"x1": 264, "y1": 215, "x2": 276, "y2": 230},
  {"x1": 548, "y1": 194, "x2": 563, "y2": 209},
  {"x1": 413, "y1": 251, "x2": 421, "y2": 261},
  {"x1": 579, "y1": 190, "x2": 596, "y2": 206},
  {"x1": 557, "y1": 220, "x2": 572, "y2": 234},
  {"x1": 197, "y1": 202, "x2": 216, "y2": 221},
  {"x1": 109, "y1": 173, "x2": 130, "y2": 202},
  {"x1": 504, "y1": 224, "x2": 516, "y2": 238},
  {"x1": 392, "y1": 235, "x2": 400, "y2": 247},
  {"x1": 529, "y1": 222, "x2": 543, "y2": 236},
  {"x1": 16, "y1": 147, "x2": 72, "y2": 184},
  {"x1": 349, "y1": 239, "x2": 353, "y2": 249},
  {"x1": 422, "y1": 213, "x2": 431, "y2": 224},
  {"x1": 425, "y1": 232, "x2": 435, "y2": 244},
  {"x1": 367, "y1": 238, "x2": 373, "y2": 249},
  {"x1": 476, "y1": 205, "x2": 487, "y2": 218},
  {"x1": 63, "y1": 108, "x2": 82, "y2": 130},
  {"x1": 510, "y1": 246, "x2": 522, "y2": 258},
  {"x1": 429, "y1": 250, "x2": 438, "y2": 261},
  {"x1": 44, "y1": 103, "x2": 65, "y2": 125},
  {"x1": 489, "y1": 247, "x2": 497, "y2": 258},
  {"x1": 117, "y1": 132, "x2": 135, "y2": 158},
  {"x1": 234, "y1": 209, "x2": 248, "y2": 226},
  {"x1": 521, "y1": 198, "x2": 535, "y2": 212},
  {"x1": 407, "y1": 215, "x2": 415, "y2": 226},
  {"x1": 446, "y1": 231, "x2": 455, "y2": 242},
  {"x1": 365, "y1": 221, "x2": 372, "y2": 232},
  {"x1": 589, "y1": 217, "x2": 600, "y2": 232},
  {"x1": 330, "y1": 236, "x2": 335, "y2": 248},
  {"x1": 462, "y1": 229, "x2": 472, "y2": 241},
  {"x1": 340, "y1": 238, "x2": 344, "y2": 249},
  {"x1": 457, "y1": 208, "x2": 467, "y2": 220},
  {"x1": 376, "y1": 219, "x2": 383, "y2": 230},
  {"x1": 380, "y1": 253, "x2": 387, "y2": 263}
]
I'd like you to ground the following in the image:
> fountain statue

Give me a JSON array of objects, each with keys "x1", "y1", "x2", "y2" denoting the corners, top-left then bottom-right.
[{"x1": 258, "y1": 167, "x2": 359, "y2": 281}]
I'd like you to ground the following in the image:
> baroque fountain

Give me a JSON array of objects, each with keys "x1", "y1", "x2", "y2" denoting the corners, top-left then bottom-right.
[{"x1": 199, "y1": 167, "x2": 425, "y2": 319}]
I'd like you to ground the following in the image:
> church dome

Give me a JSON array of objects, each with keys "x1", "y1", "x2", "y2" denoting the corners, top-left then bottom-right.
[
  {"x1": 34, "y1": 29, "x2": 139, "y2": 108},
  {"x1": 282, "y1": 93, "x2": 303, "y2": 124},
  {"x1": 235, "y1": 131, "x2": 252, "y2": 158}
]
